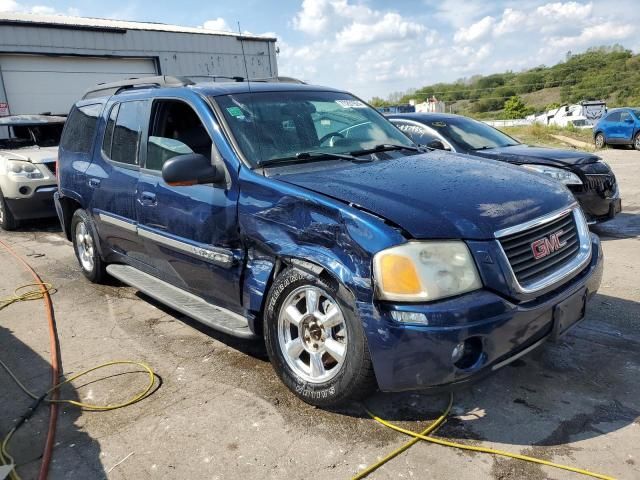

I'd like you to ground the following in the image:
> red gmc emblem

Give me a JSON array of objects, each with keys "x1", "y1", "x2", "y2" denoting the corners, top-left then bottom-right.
[{"x1": 531, "y1": 230, "x2": 566, "y2": 260}]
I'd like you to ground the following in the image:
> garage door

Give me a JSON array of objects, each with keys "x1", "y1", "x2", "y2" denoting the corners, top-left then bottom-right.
[{"x1": 0, "y1": 55, "x2": 157, "y2": 115}]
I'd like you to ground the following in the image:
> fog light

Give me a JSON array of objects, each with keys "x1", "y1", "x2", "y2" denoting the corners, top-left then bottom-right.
[
  {"x1": 452, "y1": 337, "x2": 483, "y2": 370},
  {"x1": 451, "y1": 342, "x2": 466, "y2": 363},
  {"x1": 19, "y1": 186, "x2": 30, "y2": 195},
  {"x1": 390, "y1": 311, "x2": 428, "y2": 324}
]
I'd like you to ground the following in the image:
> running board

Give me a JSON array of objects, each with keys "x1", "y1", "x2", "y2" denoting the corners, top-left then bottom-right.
[{"x1": 106, "y1": 264, "x2": 257, "y2": 339}]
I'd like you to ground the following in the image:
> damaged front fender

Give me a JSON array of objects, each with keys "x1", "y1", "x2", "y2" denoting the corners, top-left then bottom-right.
[{"x1": 238, "y1": 168, "x2": 406, "y2": 328}]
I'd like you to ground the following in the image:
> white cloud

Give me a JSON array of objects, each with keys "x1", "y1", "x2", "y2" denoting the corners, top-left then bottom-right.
[
  {"x1": 202, "y1": 17, "x2": 231, "y2": 32},
  {"x1": 0, "y1": 0, "x2": 19, "y2": 11},
  {"x1": 547, "y1": 21, "x2": 634, "y2": 49},
  {"x1": 0, "y1": 0, "x2": 79, "y2": 15},
  {"x1": 453, "y1": 16, "x2": 494, "y2": 43},
  {"x1": 336, "y1": 12, "x2": 425, "y2": 46}
]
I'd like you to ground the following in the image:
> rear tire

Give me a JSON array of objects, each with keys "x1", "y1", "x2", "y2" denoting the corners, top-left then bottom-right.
[
  {"x1": 595, "y1": 132, "x2": 606, "y2": 149},
  {"x1": 264, "y1": 268, "x2": 376, "y2": 407},
  {"x1": 0, "y1": 190, "x2": 18, "y2": 231},
  {"x1": 71, "y1": 209, "x2": 106, "y2": 283},
  {"x1": 634, "y1": 132, "x2": 640, "y2": 151}
]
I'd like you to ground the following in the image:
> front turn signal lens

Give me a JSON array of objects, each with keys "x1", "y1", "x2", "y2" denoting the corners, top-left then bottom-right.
[{"x1": 379, "y1": 254, "x2": 422, "y2": 295}]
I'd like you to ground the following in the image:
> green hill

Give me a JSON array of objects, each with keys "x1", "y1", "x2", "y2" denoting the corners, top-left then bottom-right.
[{"x1": 370, "y1": 45, "x2": 640, "y2": 119}]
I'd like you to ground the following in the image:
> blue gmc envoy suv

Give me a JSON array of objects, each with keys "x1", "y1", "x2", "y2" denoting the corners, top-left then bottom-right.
[{"x1": 55, "y1": 76, "x2": 603, "y2": 407}]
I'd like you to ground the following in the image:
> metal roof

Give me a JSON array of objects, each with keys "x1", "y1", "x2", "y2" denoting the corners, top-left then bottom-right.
[
  {"x1": 0, "y1": 114, "x2": 66, "y2": 125},
  {"x1": 0, "y1": 12, "x2": 276, "y2": 41}
]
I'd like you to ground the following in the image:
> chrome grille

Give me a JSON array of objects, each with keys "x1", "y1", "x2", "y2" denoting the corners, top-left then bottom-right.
[
  {"x1": 498, "y1": 211, "x2": 580, "y2": 286},
  {"x1": 584, "y1": 174, "x2": 616, "y2": 196}
]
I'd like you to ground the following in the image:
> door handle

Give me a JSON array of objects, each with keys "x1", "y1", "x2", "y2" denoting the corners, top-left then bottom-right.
[
  {"x1": 139, "y1": 192, "x2": 157, "y2": 206},
  {"x1": 88, "y1": 178, "x2": 101, "y2": 188}
]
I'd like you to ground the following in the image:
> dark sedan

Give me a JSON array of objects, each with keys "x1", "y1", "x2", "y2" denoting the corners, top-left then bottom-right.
[{"x1": 388, "y1": 113, "x2": 621, "y2": 224}]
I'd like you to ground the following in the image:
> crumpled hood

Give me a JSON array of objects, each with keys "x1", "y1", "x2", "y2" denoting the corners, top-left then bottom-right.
[
  {"x1": 0, "y1": 146, "x2": 58, "y2": 163},
  {"x1": 473, "y1": 144, "x2": 600, "y2": 166},
  {"x1": 275, "y1": 151, "x2": 575, "y2": 240}
]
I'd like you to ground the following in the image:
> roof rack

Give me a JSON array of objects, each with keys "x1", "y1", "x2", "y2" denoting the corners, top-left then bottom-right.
[
  {"x1": 82, "y1": 75, "x2": 195, "y2": 99},
  {"x1": 251, "y1": 76, "x2": 306, "y2": 84},
  {"x1": 186, "y1": 75, "x2": 245, "y2": 82}
]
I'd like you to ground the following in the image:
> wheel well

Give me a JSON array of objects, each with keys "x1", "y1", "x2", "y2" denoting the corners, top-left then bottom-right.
[
  {"x1": 59, "y1": 197, "x2": 83, "y2": 240},
  {"x1": 251, "y1": 256, "x2": 353, "y2": 337}
]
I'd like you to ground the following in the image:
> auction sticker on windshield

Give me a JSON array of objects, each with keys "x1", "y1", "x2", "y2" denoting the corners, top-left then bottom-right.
[
  {"x1": 335, "y1": 99, "x2": 367, "y2": 108},
  {"x1": 226, "y1": 106, "x2": 245, "y2": 117}
]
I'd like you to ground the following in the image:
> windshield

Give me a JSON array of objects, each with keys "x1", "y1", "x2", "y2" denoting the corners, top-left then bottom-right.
[
  {"x1": 633, "y1": 109, "x2": 640, "y2": 119},
  {"x1": 426, "y1": 117, "x2": 519, "y2": 150},
  {"x1": 214, "y1": 90, "x2": 414, "y2": 166},
  {"x1": 0, "y1": 123, "x2": 64, "y2": 149}
]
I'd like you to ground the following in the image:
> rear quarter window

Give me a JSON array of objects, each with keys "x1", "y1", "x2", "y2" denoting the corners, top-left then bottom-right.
[{"x1": 60, "y1": 104, "x2": 102, "y2": 153}]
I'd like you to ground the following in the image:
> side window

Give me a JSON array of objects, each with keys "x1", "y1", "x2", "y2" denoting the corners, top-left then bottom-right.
[
  {"x1": 146, "y1": 100, "x2": 211, "y2": 171},
  {"x1": 619, "y1": 111, "x2": 631, "y2": 122},
  {"x1": 606, "y1": 112, "x2": 621, "y2": 122},
  {"x1": 60, "y1": 104, "x2": 102, "y2": 153},
  {"x1": 110, "y1": 100, "x2": 147, "y2": 165},
  {"x1": 101, "y1": 103, "x2": 120, "y2": 158}
]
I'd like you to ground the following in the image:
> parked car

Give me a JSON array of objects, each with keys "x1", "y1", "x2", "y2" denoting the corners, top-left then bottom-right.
[
  {"x1": 0, "y1": 115, "x2": 64, "y2": 230},
  {"x1": 388, "y1": 113, "x2": 621, "y2": 224},
  {"x1": 55, "y1": 77, "x2": 603, "y2": 407},
  {"x1": 593, "y1": 107, "x2": 640, "y2": 150}
]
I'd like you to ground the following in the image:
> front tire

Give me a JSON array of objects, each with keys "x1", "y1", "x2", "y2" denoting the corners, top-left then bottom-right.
[
  {"x1": 264, "y1": 268, "x2": 376, "y2": 407},
  {"x1": 0, "y1": 190, "x2": 18, "y2": 231},
  {"x1": 634, "y1": 132, "x2": 640, "y2": 151},
  {"x1": 71, "y1": 209, "x2": 106, "y2": 283},
  {"x1": 595, "y1": 132, "x2": 606, "y2": 149}
]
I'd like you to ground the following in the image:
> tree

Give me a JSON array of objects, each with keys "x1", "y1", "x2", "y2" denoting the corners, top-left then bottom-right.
[{"x1": 503, "y1": 96, "x2": 530, "y2": 119}]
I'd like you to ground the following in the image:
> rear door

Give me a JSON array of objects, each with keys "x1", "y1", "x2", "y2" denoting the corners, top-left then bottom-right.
[
  {"x1": 603, "y1": 111, "x2": 621, "y2": 142},
  {"x1": 87, "y1": 99, "x2": 149, "y2": 263},
  {"x1": 136, "y1": 96, "x2": 243, "y2": 311}
]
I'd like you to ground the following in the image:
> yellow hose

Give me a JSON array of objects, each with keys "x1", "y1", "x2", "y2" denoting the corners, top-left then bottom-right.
[
  {"x1": 355, "y1": 393, "x2": 616, "y2": 480},
  {"x1": 352, "y1": 394, "x2": 453, "y2": 480},
  {"x1": 0, "y1": 359, "x2": 156, "y2": 479},
  {"x1": 0, "y1": 283, "x2": 57, "y2": 311}
]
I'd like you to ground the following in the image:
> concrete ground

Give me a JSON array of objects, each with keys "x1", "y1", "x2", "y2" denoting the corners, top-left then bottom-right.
[{"x1": 1, "y1": 148, "x2": 639, "y2": 480}]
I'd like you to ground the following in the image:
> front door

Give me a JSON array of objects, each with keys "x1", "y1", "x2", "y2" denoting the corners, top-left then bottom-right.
[
  {"x1": 619, "y1": 111, "x2": 635, "y2": 142},
  {"x1": 136, "y1": 97, "x2": 243, "y2": 312}
]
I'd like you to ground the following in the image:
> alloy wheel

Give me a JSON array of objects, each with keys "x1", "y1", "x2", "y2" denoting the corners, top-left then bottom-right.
[
  {"x1": 277, "y1": 285, "x2": 348, "y2": 384},
  {"x1": 75, "y1": 221, "x2": 95, "y2": 272}
]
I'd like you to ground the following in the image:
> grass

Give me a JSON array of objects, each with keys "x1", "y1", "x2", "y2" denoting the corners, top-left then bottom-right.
[{"x1": 501, "y1": 124, "x2": 596, "y2": 151}]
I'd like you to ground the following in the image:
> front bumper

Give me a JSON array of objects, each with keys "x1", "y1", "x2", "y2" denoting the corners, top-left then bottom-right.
[
  {"x1": 362, "y1": 234, "x2": 603, "y2": 392},
  {"x1": 573, "y1": 190, "x2": 621, "y2": 223},
  {"x1": 4, "y1": 186, "x2": 57, "y2": 220}
]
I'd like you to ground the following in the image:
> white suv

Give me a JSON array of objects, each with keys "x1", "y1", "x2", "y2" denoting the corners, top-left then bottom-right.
[{"x1": 0, "y1": 115, "x2": 64, "y2": 230}]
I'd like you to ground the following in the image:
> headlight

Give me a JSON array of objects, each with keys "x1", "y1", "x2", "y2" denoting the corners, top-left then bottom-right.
[
  {"x1": 521, "y1": 164, "x2": 582, "y2": 185},
  {"x1": 373, "y1": 241, "x2": 482, "y2": 302},
  {"x1": 7, "y1": 160, "x2": 44, "y2": 179}
]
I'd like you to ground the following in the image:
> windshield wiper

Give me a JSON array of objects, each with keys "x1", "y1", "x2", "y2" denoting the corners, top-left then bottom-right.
[
  {"x1": 350, "y1": 144, "x2": 420, "y2": 157},
  {"x1": 258, "y1": 151, "x2": 365, "y2": 168},
  {"x1": 472, "y1": 146, "x2": 495, "y2": 151}
]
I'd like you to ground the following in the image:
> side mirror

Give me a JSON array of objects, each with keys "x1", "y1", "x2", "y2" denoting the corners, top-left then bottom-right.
[
  {"x1": 162, "y1": 153, "x2": 225, "y2": 186},
  {"x1": 425, "y1": 139, "x2": 448, "y2": 150},
  {"x1": 625, "y1": 117, "x2": 634, "y2": 123}
]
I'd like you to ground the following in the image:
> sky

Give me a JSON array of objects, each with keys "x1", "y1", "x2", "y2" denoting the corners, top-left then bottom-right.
[{"x1": 1, "y1": 0, "x2": 639, "y2": 100}]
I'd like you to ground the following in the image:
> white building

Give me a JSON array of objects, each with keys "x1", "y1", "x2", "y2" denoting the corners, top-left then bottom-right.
[
  {"x1": 411, "y1": 96, "x2": 446, "y2": 113},
  {"x1": 0, "y1": 13, "x2": 278, "y2": 116}
]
